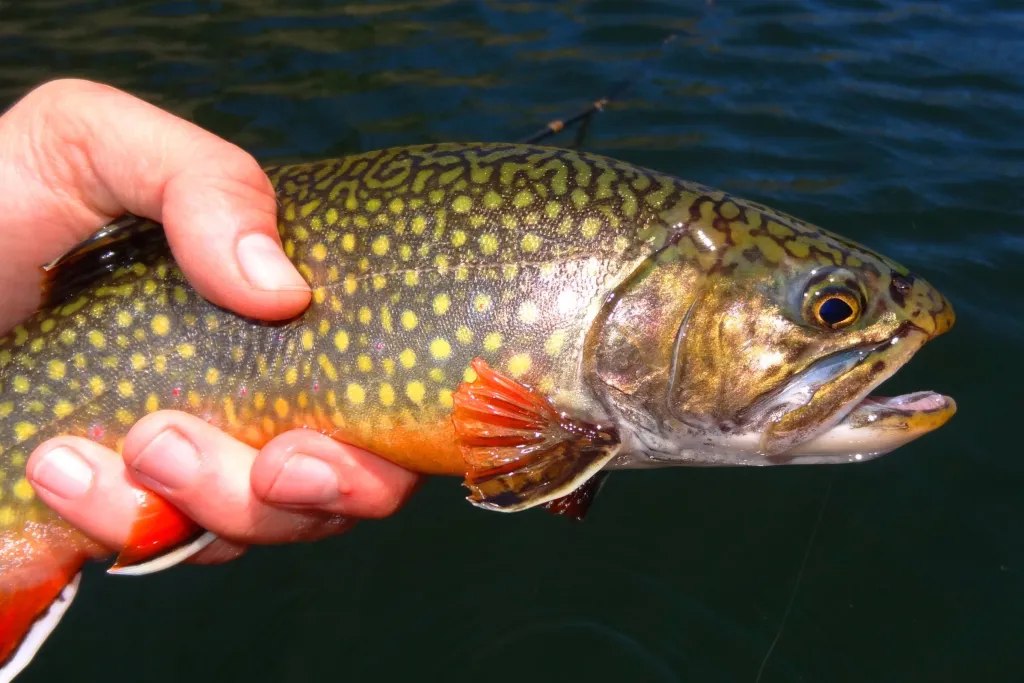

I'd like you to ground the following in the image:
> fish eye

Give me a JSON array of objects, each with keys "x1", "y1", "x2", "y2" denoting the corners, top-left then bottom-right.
[{"x1": 810, "y1": 289, "x2": 860, "y2": 330}]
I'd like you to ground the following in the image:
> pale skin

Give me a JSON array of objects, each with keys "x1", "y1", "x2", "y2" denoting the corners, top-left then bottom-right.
[{"x1": 0, "y1": 79, "x2": 421, "y2": 564}]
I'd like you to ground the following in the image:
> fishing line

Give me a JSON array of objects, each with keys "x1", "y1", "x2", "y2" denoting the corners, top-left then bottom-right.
[{"x1": 753, "y1": 475, "x2": 834, "y2": 683}]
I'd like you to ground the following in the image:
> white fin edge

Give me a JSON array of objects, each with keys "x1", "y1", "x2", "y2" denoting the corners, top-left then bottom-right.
[
  {"x1": 0, "y1": 572, "x2": 80, "y2": 683},
  {"x1": 107, "y1": 531, "x2": 218, "y2": 577}
]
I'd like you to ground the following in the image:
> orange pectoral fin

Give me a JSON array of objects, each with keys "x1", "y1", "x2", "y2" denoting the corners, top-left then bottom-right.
[
  {"x1": 452, "y1": 358, "x2": 621, "y2": 513},
  {"x1": 0, "y1": 524, "x2": 97, "y2": 682},
  {"x1": 108, "y1": 487, "x2": 215, "y2": 576}
]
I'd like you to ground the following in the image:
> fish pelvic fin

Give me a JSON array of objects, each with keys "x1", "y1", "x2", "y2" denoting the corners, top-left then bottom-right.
[
  {"x1": 452, "y1": 358, "x2": 620, "y2": 513},
  {"x1": 0, "y1": 522, "x2": 100, "y2": 683},
  {"x1": 108, "y1": 487, "x2": 212, "y2": 576}
]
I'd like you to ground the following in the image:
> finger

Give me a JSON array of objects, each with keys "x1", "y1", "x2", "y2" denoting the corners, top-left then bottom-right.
[
  {"x1": 121, "y1": 411, "x2": 354, "y2": 545},
  {"x1": 25, "y1": 436, "x2": 260, "y2": 565},
  {"x1": 0, "y1": 78, "x2": 309, "y2": 331},
  {"x1": 25, "y1": 436, "x2": 151, "y2": 551},
  {"x1": 250, "y1": 430, "x2": 422, "y2": 519}
]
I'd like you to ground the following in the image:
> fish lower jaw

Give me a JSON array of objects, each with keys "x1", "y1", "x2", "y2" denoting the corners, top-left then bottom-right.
[{"x1": 781, "y1": 389, "x2": 956, "y2": 461}]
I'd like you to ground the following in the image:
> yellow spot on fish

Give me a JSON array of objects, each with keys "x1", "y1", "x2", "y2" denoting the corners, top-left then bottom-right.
[
  {"x1": 581, "y1": 217, "x2": 601, "y2": 238},
  {"x1": 117, "y1": 380, "x2": 134, "y2": 398},
  {"x1": 406, "y1": 381, "x2": 425, "y2": 404},
  {"x1": 146, "y1": 394, "x2": 159, "y2": 412},
  {"x1": 507, "y1": 354, "x2": 531, "y2": 377},
  {"x1": 456, "y1": 326, "x2": 473, "y2": 344},
  {"x1": 342, "y1": 233, "x2": 356, "y2": 252},
  {"x1": 399, "y1": 348, "x2": 417, "y2": 369},
  {"x1": 545, "y1": 330, "x2": 566, "y2": 355},
  {"x1": 372, "y1": 235, "x2": 390, "y2": 256},
  {"x1": 13, "y1": 423, "x2": 37, "y2": 442},
  {"x1": 473, "y1": 293, "x2": 492, "y2": 312},
  {"x1": 311, "y1": 243, "x2": 328, "y2": 261},
  {"x1": 13, "y1": 479, "x2": 34, "y2": 502},
  {"x1": 47, "y1": 360, "x2": 66, "y2": 380},
  {"x1": 518, "y1": 301, "x2": 539, "y2": 324},
  {"x1": 13, "y1": 377, "x2": 29, "y2": 393},
  {"x1": 88, "y1": 330, "x2": 106, "y2": 349},
  {"x1": 177, "y1": 343, "x2": 195, "y2": 359},
  {"x1": 0, "y1": 507, "x2": 14, "y2": 526},
  {"x1": 345, "y1": 273, "x2": 358, "y2": 295},
  {"x1": 54, "y1": 400, "x2": 74, "y2": 418},
  {"x1": 274, "y1": 398, "x2": 289, "y2": 418},
  {"x1": 40, "y1": 319, "x2": 55, "y2": 333},
  {"x1": 154, "y1": 355, "x2": 167, "y2": 373},
  {"x1": 359, "y1": 307, "x2": 372, "y2": 324},
  {"x1": 335, "y1": 330, "x2": 350, "y2": 352},
  {"x1": 433, "y1": 294, "x2": 451, "y2": 315},
  {"x1": 439, "y1": 389, "x2": 454, "y2": 408},
  {"x1": 116, "y1": 409, "x2": 135, "y2": 425},
  {"x1": 0, "y1": 402, "x2": 11, "y2": 418},
  {"x1": 401, "y1": 310, "x2": 419, "y2": 330},
  {"x1": 479, "y1": 233, "x2": 498, "y2": 255},
  {"x1": 483, "y1": 332, "x2": 502, "y2": 352},
  {"x1": 206, "y1": 368, "x2": 220, "y2": 385},
  {"x1": 152, "y1": 315, "x2": 170, "y2": 336},
  {"x1": 430, "y1": 338, "x2": 452, "y2": 360},
  {"x1": 521, "y1": 233, "x2": 541, "y2": 252},
  {"x1": 463, "y1": 367, "x2": 478, "y2": 383},
  {"x1": 285, "y1": 367, "x2": 299, "y2": 385},
  {"x1": 302, "y1": 330, "x2": 314, "y2": 350},
  {"x1": 452, "y1": 195, "x2": 472, "y2": 213},
  {"x1": 88, "y1": 376, "x2": 105, "y2": 396},
  {"x1": 379, "y1": 383, "x2": 395, "y2": 406},
  {"x1": 429, "y1": 368, "x2": 445, "y2": 383},
  {"x1": 404, "y1": 270, "x2": 419, "y2": 286},
  {"x1": 513, "y1": 190, "x2": 534, "y2": 208},
  {"x1": 131, "y1": 353, "x2": 147, "y2": 370},
  {"x1": 390, "y1": 198, "x2": 405, "y2": 214},
  {"x1": 357, "y1": 355, "x2": 373, "y2": 372},
  {"x1": 451, "y1": 230, "x2": 467, "y2": 247},
  {"x1": 59, "y1": 329, "x2": 76, "y2": 345},
  {"x1": 347, "y1": 383, "x2": 366, "y2": 405},
  {"x1": 116, "y1": 310, "x2": 133, "y2": 327},
  {"x1": 318, "y1": 354, "x2": 338, "y2": 381}
]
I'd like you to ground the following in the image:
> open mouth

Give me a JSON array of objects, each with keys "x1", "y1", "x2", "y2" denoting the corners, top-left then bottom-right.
[{"x1": 752, "y1": 327, "x2": 956, "y2": 461}]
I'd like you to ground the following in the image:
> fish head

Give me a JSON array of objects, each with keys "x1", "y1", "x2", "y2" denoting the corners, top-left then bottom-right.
[{"x1": 595, "y1": 200, "x2": 955, "y2": 467}]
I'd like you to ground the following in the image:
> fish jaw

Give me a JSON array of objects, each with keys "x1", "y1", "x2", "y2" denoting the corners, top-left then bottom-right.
[{"x1": 780, "y1": 391, "x2": 956, "y2": 463}]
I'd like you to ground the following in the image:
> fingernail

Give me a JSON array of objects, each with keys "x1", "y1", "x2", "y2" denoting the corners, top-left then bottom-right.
[
  {"x1": 236, "y1": 232, "x2": 310, "y2": 292},
  {"x1": 264, "y1": 454, "x2": 339, "y2": 505},
  {"x1": 130, "y1": 428, "x2": 200, "y2": 489},
  {"x1": 32, "y1": 446, "x2": 94, "y2": 499}
]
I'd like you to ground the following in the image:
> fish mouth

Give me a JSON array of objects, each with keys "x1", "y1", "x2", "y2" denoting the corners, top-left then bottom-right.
[
  {"x1": 781, "y1": 390, "x2": 956, "y2": 463},
  {"x1": 745, "y1": 325, "x2": 955, "y2": 462}
]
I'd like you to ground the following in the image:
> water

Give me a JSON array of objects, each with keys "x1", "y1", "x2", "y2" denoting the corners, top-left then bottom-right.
[{"x1": 0, "y1": 1, "x2": 1021, "y2": 681}]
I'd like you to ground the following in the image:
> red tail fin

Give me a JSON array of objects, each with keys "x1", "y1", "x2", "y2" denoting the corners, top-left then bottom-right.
[{"x1": 0, "y1": 522, "x2": 101, "y2": 682}]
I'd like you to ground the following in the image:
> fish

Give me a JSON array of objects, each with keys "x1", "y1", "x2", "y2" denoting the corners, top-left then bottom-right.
[{"x1": 0, "y1": 142, "x2": 955, "y2": 680}]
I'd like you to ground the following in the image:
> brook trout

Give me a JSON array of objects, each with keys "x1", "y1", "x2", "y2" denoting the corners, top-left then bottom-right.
[{"x1": 0, "y1": 143, "x2": 954, "y2": 681}]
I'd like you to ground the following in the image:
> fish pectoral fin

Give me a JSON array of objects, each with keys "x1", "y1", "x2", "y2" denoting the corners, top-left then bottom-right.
[
  {"x1": 107, "y1": 487, "x2": 213, "y2": 576},
  {"x1": 452, "y1": 358, "x2": 620, "y2": 513},
  {"x1": 542, "y1": 471, "x2": 609, "y2": 521},
  {"x1": 0, "y1": 524, "x2": 96, "y2": 683}
]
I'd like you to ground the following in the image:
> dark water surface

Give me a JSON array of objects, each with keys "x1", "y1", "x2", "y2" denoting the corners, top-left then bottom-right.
[{"x1": 1, "y1": 1, "x2": 1021, "y2": 681}]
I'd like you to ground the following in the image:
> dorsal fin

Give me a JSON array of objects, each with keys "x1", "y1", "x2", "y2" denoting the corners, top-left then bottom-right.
[{"x1": 40, "y1": 213, "x2": 170, "y2": 308}]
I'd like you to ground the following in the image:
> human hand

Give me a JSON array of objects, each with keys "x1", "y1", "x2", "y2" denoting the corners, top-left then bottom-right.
[{"x1": 0, "y1": 79, "x2": 421, "y2": 564}]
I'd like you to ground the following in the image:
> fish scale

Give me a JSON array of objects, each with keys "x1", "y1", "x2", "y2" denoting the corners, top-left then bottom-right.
[{"x1": 0, "y1": 142, "x2": 955, "y2": 682}]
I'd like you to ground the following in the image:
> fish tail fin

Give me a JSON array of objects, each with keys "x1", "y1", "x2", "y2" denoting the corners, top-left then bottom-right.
[{"x1": 0, "y1": 522, "x2": 100, "y2": 683}]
